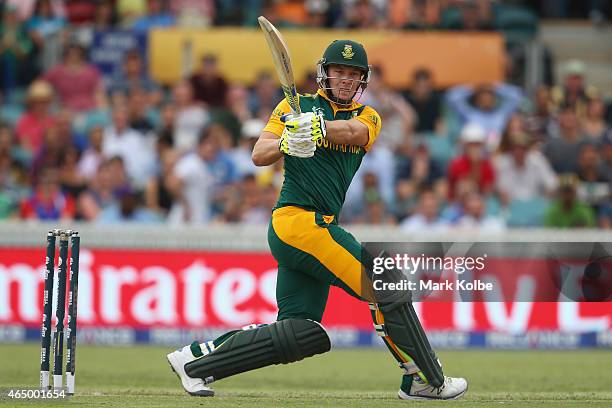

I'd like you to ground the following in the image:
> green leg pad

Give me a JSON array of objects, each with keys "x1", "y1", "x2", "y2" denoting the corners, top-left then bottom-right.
[
  {"x1": 184, "y1": 319, "x2": 331, "y2": 384},
  {"x1": 379, "y1": 302, "x2": 445, "y2": 388}
]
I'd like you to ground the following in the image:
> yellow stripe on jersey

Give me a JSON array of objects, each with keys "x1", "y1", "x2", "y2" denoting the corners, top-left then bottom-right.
[
  {"x1": 354, "y1": 105, "x2": 382, "y2": 151},
  {"x1": 262, "y1": 99, "x2": 292, "y2": 137},
  {"x1": 271, "y1": 206, "x2": 363, "y2": 296}
]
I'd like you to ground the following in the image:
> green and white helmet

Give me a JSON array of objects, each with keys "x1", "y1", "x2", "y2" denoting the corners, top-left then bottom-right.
[{"x1": 316, "y1": 40, "x2": 371, "y2": 105}]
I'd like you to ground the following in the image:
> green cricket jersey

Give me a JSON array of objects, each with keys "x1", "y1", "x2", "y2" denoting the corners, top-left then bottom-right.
[{"x1": 263, "y1": 90, "x2": 382, "y2": 221}]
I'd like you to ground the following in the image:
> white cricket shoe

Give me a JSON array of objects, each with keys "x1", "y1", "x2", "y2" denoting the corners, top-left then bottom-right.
[
  {"x1": 167, "y1": 345, "x2": 215, "y2": 397},
  {"x1": 398, "y1": 375, "x2": 468, "y2": 400}
]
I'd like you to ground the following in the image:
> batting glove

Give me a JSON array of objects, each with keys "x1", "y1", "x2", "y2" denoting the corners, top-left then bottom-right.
[
  {"x1": 279, "y1": 128, "x2": 316, "y2": 158},
  {"x1": 282, "y1": 112, "x2": 326, "y2": 142}
]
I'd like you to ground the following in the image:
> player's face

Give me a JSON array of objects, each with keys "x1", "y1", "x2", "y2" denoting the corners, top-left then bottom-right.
[{"x1": 327, "y1": 65, "x2": 363, "y2": 101}]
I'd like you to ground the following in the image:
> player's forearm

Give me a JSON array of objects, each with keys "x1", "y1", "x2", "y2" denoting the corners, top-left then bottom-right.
[
  {"x1": 252, "y1": 137, "x2": 283, "y2": 166},
  {"x1": 324, "y1": 119, "x2": 368, "y2": 147}
]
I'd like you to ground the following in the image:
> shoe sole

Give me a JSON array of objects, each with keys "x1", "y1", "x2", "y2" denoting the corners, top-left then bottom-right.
[
  {"x1": 167, "y1": 355, "x2": 215, "y2": 397},
  {"x1": 398, "y1": 384, "x2": 468, "y2": 401}
]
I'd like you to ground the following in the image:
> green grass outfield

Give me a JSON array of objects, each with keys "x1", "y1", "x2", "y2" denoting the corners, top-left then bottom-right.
[{"x1": 1, "y1": 344, "x2": 611, "y2": 407}]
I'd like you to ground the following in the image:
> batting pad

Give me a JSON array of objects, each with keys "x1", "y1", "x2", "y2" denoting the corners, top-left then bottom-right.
[
  {"x1": 184, "y1": 319, "x2": 331, "y2": 384},
  {"x1": 378, "y1": 301, "x2": 445, "y2": 388}
]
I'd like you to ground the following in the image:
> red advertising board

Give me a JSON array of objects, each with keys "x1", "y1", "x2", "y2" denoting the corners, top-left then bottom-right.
[{"x1": 1, "y1": 248, "x2": 611, "y2": 333}]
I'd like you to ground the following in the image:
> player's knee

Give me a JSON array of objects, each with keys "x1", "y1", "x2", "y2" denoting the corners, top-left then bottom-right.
[{"x1": 270, "y1": 319, "x2": 331, "y2": 363}]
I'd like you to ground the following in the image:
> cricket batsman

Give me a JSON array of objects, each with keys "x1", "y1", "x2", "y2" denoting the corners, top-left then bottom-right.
[{"x1": 167, "y1": 40, "x2": 468, "y2": 400}]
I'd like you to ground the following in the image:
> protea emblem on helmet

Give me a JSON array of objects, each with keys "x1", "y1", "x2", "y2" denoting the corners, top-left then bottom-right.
[{"x1": 342, "y1": 44, "x2": 354, "y2": 59}]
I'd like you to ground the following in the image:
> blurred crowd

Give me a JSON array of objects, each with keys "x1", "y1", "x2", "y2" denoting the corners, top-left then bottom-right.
[
  {"x1": 0, "y1": 0, "x2": 608, "y2": 39},
  {"x1": 0, "y1": 0, "x2": 610, "y2": 229}
]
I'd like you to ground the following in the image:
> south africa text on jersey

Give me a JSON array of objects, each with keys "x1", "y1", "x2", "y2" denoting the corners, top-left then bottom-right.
[{"x1": 316, "y1": 137, "x2": 363, "y2": 154}]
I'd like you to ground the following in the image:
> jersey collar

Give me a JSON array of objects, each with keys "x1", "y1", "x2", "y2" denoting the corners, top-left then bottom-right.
[{"x1": 316, "y1": 89, "x2": 363, "y2": 114}]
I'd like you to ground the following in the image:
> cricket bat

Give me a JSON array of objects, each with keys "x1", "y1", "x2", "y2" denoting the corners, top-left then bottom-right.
[{"x1": 258, "y1": 16, "x2": 301, "y2": 115}]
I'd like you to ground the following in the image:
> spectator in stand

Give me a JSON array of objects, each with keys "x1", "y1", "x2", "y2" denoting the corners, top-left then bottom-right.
[
  {"x1": 204, "y1": 123, "x2": 238, "y2": 187},
  {"x1": 226, "y1": 83, "x2": 253, "y2": 124},
  {"x1": 600, "y1": 133, "x2": 612, "y2": 228},
  {"x1": 544, "y1": 103, "x2": 585, "y2": 174},
  {"x1": 167, "y1": 130, "x2": 214, "y2": 224},
  {"x1": 15, "y1": 80, "x2": 55, "y2": 155},
  {"x1": 352, "y1": 173, "x2": 396, "y2": 225},
  {"x1": 77, "y1": 158, "x2": 120, "y2": 221},
  {"x1": 299, "y1": 70, "x2": 318, "y2": 95},
  {"x1": 400, "y1": 189, "x2": 447, "y2": 232},
  {"x1": 109, "y1": 49, "x2": 162, "y2": 107},
  {"x1": 304, "y1": 0, "x2": 330, "y2": 27},
  {"x1": 58, "y1": 144, "x2": 87, "y2": 197},
  {"x1": 0, "y1": 122, "x2": 29, "y2": 171},
  {"x1": 343, "y1": 0, "x2": 383, "y2": 29},
  {"x1": 77, "y1": 125, "x2": 104, "y2": 181},
  {"x1": 551, "y1": 60, "x2": 597, "y2": 117},
  {"x1": 248, "y1": 71, "x2": 282, "y2": 119},
  {"x1": 494, "y1": 132, "x2": 558, "y2": 202},
  {"x1": 603, "y1": 132, "x2": 612, "y2": 177},
  {"x1": 172, "y1": 80, "x2": 209, "y2": 151},
  {"x1": 255, "y1": 155, "x2": 284, "y2": 192},
  {"x1": 189, "y1": 54, "x2": 229, "y2": 107},
  {"x1": 144, "y1": 148, "x2": 178, "y2": 218},
  {"x1": 0, "y1": 151, "x2": 18, "y2": 218},
  {"x1": 157, "y1": 102, "x2": 175, "y2": 146},
  {"x1": 345, "y1": 140, "x2": 396, "y2": 218},
  {"x1": 231, "y1": 118, "x2": 263, "y2": 179},
  {"x1": 456, "y1": 1, "x2": 493, "y2": 31},
  {"x1": 261, "y1": 182, "x2": 279, "y2": 210},
  {"x1": 5, "y1": 0, "x2": 65, "y2": 22},
  {"x1": 497, "y1": 113, "x2": 527, "y2": 153},
  {"x1": 92, "y1": 0, "x2": 117, "y2": 29},
  {"x1": 361, "y1": 65, "x2": 415, "y2": 150},
  {"x1": 0, "y1": 4, "x2": 35, "y2": 95},
  {"x1": 356, "y1": 170, "x2": 395, "y2": 224},
  {"x1": 102, "y1": 105, "x2": 156, "y2": 188},
  {"x1": 393, "y1": 178, "x2": 418, "y2": 222},
  {"x1": 524, "y1": 85, "x2": 554, "y2": 143},
  {"x1": 131, "y1": 0, "x2": 176, "y2": 32},
  {"x1": 544, "y1": 173, "x2": 596, "y2": 228},
  {"x1": 26, "y1": 0, "x2": 67, "y2": 71},
  {"x1": 455, "y1": 191, "x2": 505, "y2": 231},
  {"x1": 388, "y1": 0, "x2": 441, "y2": 29},
  {"x1": 62, "y1": 0, "x2": 94, "y2": 24},
  {"x1": 448, "y1": 123, "x2": 495, "y2": 201},
  {"x1": 20, "y1": 166, "x2": 75, "y2": 220},
  {"x1": 44, "y1": 43, "x2": 106, "y2": 112},
  {"x1": 106, "y1": 155, "x2": 131, "y2": 191},
  {"x1": 396, "y1": 140, "x2": 445, "y2": 192},
  {"x1": 0, "y1": 192, "x2": 14, "y2": 219},
  {"x1": 0, "y1": 125, "x2": 29, "y2": 218},
  {"x1": 357, "y1": 193, "x2": 397, "y2": 225},
  {"x1": 403, "y1": 68, "x2": 442, "y2": 134},
  {"x1": 55, "y1": 109, "x2": 85, "y2": 150},
  {"x1": 127, "y1": 87, "x2": 156, "y2": 133},
  {"x1": 30, "y1": 125, "x2": 66, "y2": 183},
  {"x1": 575, "y1": 143, "x2": 611, "y2": 215},
  {"x1": 236, "y1": 174, "x2": 269, "y2": 224},
  {"x1": 217, "y1": 183, "x2": 242, "y2": 223},
  {"x1": 582, "y1": 96, "x2": 609, "y2": 142},
  {"x1": 98, "y1": 188, "x2": 160, "y2": 223},
  {"x1": 446, "y1": 82, "x2": 524, "y2": 151}
]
